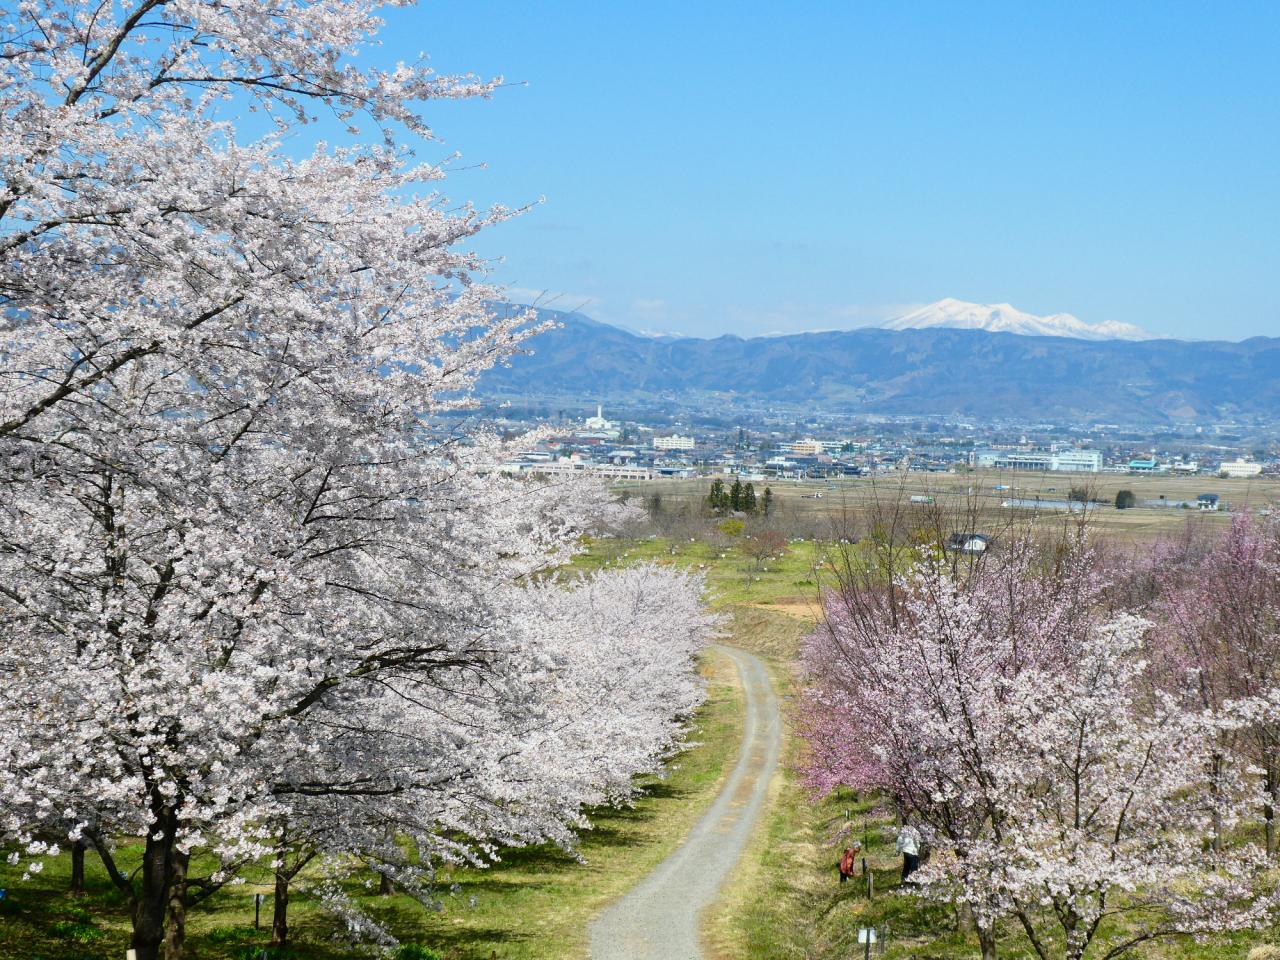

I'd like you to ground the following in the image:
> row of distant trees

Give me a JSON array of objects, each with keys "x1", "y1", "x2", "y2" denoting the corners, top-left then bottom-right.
[{"x1": 706, "y1": 478, "x2": 774, "y2": 516}]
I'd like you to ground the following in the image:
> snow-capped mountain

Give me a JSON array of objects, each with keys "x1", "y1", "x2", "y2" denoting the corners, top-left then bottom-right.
[{"x1": 881, "y1": 298, "x2": 1157, "y2": 341}]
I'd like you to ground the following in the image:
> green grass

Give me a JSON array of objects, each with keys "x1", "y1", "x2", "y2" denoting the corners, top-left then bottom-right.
[
  {"x1": 0, "y1": 648, "x2": 744, "y2": 960},
  {"x1": 397, "y1": 646, "x2": 744, "y2": 959},
  {"x1": 570, "y1": 534, "x2": 827, "y2": 610}
]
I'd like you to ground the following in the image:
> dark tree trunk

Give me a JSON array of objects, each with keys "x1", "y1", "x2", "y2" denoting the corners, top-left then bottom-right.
[
  {"x1": 977, "y1": 922, "x2": 999, "y2": 960},
  {"x1": 1265, "y1": 765, "x2": 1278, "y2": 857},
  {"x1": 271, "y1": 871, "x2": 291, "y2": 948},
  {"x1": 163, "y1": 849, "x2": 189, "y2": 960},
  {"x1": 130, "y1": 804, "x2": 177, "y2": 960},
  {"x1": 69, "y1": 839, "x2": 86, "y2": 895}
]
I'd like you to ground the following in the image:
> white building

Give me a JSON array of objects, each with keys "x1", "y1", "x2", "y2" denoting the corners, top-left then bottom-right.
[
  {"x1": 972, "y1": 449, "x2": 1102, "y2": 473},
  {"x1": 654, "y1": 434, "x2": 696, "y2": 451},
  {"x1": 764, "y1": 456, "x2": 802, "y2": 478},
  {"x1": 1050, "y1": 449, "x2": 1103, "y2": 473},
  {"x1": 1219, "y1": 458, "x2": 1263, "y2": 478},
  {"x1": 501, "y1": 457, "x2": 652, "y2": 482},
  {"x1": 579, "y1": 404, "x2": 620, "y2": 439},
  {"x1": 583, "y1": 404, "x2": 613, "y2": 431}
]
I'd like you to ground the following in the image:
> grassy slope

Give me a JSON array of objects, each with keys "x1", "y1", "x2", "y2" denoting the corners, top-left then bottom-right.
[
  {"x1": 400, "y1": 645, "x2": 744, "y2": 960},
  {"x1": 568, "y1": 533, "x2": 825, "y2": 612}
]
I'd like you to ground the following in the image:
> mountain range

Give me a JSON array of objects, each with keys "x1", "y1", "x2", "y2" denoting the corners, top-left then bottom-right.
[{"x1": 477, "y1": 304, "x2": 1280, "y2": 424}]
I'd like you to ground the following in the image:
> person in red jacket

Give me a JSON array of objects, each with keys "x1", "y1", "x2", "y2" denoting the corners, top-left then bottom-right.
[{"x1": 837, "y1": 843, "x2": 861, "y2": 883}]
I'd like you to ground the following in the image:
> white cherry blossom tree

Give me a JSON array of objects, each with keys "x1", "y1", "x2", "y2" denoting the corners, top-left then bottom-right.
[{"x1": 0, "y1": 3, "x2": 716, "y2": 958}]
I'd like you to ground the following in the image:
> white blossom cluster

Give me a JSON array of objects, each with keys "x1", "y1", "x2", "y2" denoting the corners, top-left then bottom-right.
[{"x1": 0, "y1": 2, "x2": 718, "y2": 956}]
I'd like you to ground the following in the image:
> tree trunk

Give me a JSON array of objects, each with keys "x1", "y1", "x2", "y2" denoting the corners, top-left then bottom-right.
[
  {"x1": 379, "y1": 871, "x2": 395, "y2": 896},
  {"x1": 130, "y1": 804, "x2": 177, "y2": 960},
  {"x1": 977, "y1": 922, "x2": 998, "y2": 960},
  {"x1": 1265, "y1": 766, "x2": 1278, "y2": 857},
  {"x1": 271, "y1": 870, "x2": 290, "y2": 948},
  {"x1": 69, "y1": 839, "x2": 86, "y2": 895},
  {"x1": 1210, "y1": 753, "x2": 1224, "y2": 853},
  {"x1": 163, "y1": 849, "x2": 189, "y2": 960}
]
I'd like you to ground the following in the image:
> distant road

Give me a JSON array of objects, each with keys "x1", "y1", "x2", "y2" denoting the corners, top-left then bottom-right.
[{"x1": 588, "y1": 646, "x2": 782, "y2": 960}]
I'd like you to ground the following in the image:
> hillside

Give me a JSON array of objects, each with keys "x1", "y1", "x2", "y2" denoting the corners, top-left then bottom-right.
[{"x1": 478, "y1": 309, "x2": 1280, "y2": 423}]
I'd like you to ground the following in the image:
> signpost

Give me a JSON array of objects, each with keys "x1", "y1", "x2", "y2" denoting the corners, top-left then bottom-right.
[
  {"x1": 254, "y1": 892, "x2": 264, "y2": 929},
  {"x1": 858, "y1": 927, "x2": 878, "y2": 960}
]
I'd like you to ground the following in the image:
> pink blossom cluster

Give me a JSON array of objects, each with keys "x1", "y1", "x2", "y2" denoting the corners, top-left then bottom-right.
[{"x1": 800, "y1": 527, "x2": 1280, "y2": 959}]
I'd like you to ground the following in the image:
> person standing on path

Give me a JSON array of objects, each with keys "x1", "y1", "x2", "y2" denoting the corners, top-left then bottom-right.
[{"x1": 896, "y1": 823, "x2": 922, "y2": 883}]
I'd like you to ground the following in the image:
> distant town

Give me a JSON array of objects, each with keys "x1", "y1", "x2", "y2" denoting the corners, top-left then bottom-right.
[{"x1": 480, "y1": 402, "x2": 1276, "y2": 486}]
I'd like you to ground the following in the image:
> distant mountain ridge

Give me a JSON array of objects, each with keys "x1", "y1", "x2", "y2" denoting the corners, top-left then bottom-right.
[
  {"x1": 880, "y1": 298, "x2": 1157, "y2": 341},
  {"x1": 478, "y1": 307, "x2": 1280, "y2": 424}
]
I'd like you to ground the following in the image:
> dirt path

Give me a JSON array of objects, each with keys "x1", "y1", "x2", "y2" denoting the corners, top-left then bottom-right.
[{"x1": 588, "y1": 645, "x2": 781, "y2": 960}]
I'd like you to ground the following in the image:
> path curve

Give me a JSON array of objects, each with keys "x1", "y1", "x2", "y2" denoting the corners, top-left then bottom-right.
[{"x1": 588, "y1": 645, "x2": 781, "y2": 960}]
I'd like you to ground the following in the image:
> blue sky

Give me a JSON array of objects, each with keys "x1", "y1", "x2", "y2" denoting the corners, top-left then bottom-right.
[{"x1": 372, "y1": 1, "x2": 1279, "y2": 340}]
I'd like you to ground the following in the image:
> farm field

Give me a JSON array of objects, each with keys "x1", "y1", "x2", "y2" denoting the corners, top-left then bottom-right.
[{"x1": 623, "y1": 469, "x2": 1280, "y2": 546}]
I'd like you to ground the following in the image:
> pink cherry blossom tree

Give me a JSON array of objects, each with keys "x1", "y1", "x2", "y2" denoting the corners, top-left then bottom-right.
[
  {"x1": 801, "y1": 533, "x2": 1280, "y2": 960},
  {"x1": 1155, "y1": 514, "x2": 1280, "y2": 855}
]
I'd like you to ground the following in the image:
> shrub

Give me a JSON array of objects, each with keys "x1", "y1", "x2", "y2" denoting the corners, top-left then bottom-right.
[
  {"x1": 50, "y1": 919, "x2": 101, "y2": 943},
  {"x1": 716, "y1": 518, "x2": 745, "y2": 538},
  {"x1": 231, "y1": 946, "x2": 302, "y2": 960},
  {"x1": 393, "y1": 946, "x2": 444, "y2": 960},
  {"x1": 208, "y1": 926, "x2": 258, "y2": 944}
]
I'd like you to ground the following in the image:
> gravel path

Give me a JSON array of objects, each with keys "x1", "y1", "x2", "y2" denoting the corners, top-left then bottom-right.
[{"x1": 588, "y1": 645, "x2": 781, "y2": 960}]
